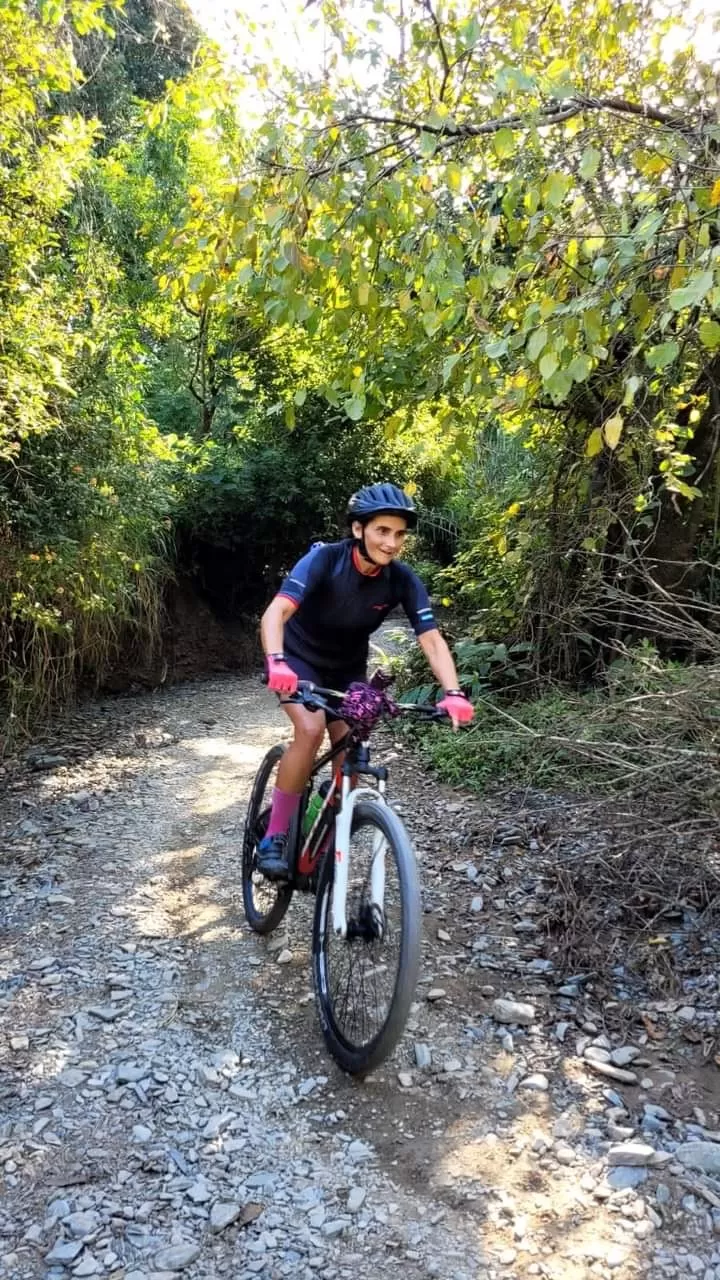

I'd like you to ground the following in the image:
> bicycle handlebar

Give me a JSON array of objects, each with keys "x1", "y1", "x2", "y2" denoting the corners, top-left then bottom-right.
[{"x1": 261, "y1": 675, "x2": 448, "y2": 721}]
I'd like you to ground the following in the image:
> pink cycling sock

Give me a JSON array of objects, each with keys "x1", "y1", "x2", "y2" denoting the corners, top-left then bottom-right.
[{"x1": 266, "y1": 787, "x2": 302, "y2": 838}]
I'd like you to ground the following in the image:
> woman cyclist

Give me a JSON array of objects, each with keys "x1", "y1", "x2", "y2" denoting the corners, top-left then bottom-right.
[{"x1": 257, "y1": 482, "x2": 473, "y2": 880}]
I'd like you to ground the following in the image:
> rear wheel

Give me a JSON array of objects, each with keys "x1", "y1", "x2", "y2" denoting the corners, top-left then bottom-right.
[
  {"x1": 312, "y1": 799, "x2": 421, "y2": 1075},
  {"x1": 242, "y1": 744, "x2": 294, "y2": 935}
]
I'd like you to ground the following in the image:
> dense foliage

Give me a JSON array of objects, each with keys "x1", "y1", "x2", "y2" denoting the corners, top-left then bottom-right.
[{"x1": 2, "y1": 0, "x2": 720, "y2": 738}]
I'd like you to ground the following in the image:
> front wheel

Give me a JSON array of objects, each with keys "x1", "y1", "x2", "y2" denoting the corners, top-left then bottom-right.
[
  {"x1": 312, "y1": 799, "x2": 421, "y2": 1075},
  {"x1": 242, "y1": 744, "x2": 294, "y2": 935}
]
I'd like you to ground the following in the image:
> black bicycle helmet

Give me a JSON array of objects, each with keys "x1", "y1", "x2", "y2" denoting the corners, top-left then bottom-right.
[{"x1": 347, "y1": 482, "x2": 418, "y2": 530}]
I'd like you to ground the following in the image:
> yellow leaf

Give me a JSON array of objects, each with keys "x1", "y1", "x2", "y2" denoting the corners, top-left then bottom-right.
[
  {"x1": 585, "y1": 428, "x2": 604, "y2": 458},
  {"x1": 398, "y1": 290, "x2": 412, "y2": 312},
  {"x1": 404, "y1": 480, "x2": 418, "y2": 496},
  {"x1": 441, "y1": 596, "x2": 452, "y2": 607},
  {"x1": 711, "y1": 177, "x2": 720, "y2": 207},
  {"x1": 358, "y1": 283, "x2": 370, "y2": 306},
  {"x1": 603, "y1": 415, "x2": 623, "y2": 450}
]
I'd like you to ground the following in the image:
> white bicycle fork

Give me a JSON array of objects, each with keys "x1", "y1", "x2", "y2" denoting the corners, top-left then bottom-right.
[{"x1": 331, "y1": 768, "x2": 387, "y2": 939}]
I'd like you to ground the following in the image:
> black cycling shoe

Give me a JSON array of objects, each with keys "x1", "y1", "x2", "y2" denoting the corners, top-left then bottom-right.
[{"x1": 256, "y1": 833, "x2": 290, "y2": 881}]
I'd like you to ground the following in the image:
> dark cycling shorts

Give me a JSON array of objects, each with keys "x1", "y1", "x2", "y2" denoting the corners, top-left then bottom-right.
[{"x1": 284, "y1": 653, "x2": 366, "y2": 723}]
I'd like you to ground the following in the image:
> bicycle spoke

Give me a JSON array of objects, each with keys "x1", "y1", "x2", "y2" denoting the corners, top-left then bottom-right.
[{"x1": 321, "y1": 818, "x2": 403, "y2": 1051}]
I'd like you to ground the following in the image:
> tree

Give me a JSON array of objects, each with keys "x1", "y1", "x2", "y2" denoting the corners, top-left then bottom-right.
[{"x1": 163, "y1": 0, "x2": 720, "y2": 662}]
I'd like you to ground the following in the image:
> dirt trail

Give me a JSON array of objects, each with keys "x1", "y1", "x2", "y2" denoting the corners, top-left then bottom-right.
[{"x1": 1, "y1": 672, "x2": 719, "y2": 1280}]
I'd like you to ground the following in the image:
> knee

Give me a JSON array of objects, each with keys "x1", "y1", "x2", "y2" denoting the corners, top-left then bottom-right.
[{"x1": 294, "y1": 724, "x2": 325, "y2": 756}]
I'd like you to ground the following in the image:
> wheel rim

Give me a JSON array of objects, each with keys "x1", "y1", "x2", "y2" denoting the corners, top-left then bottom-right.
[{"x1": 317, "y1": 818, "x2": 405, "y2": 1054}]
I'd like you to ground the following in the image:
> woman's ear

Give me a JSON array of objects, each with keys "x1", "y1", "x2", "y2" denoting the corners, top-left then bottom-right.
[{"x1": 351, "y1": 519, "x2": 364, "y2": 540}]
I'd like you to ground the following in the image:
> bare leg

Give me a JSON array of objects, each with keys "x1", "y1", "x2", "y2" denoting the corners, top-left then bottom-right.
[
  {"x1": 276, "y1": 702, "x2": 326, "y2": 793},
  {"x1": 327, "y1": 718, "x2": 351, "y2": 775}
]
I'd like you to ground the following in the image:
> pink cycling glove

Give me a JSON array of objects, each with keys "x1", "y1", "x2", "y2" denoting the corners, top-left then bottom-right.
[
  {"x1": 437, "y1": 692, "x2": 474, "y2": 726},
  {"x1": 266, "y1": 656, "x2": 298, "y2": 695}
]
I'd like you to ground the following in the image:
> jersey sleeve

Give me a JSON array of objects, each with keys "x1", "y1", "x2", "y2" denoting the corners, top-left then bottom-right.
[
  {"x1": 277, "y1": 544, "x2": 331, "y2": 607},
  {"x1": 395, "y1": 565, "x2": 438, "y2": 636}
]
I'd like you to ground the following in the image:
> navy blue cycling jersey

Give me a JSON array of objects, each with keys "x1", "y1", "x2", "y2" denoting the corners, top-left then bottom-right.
[{"x1": 278, "y1": 539, "x2": 437, "y2": 671}]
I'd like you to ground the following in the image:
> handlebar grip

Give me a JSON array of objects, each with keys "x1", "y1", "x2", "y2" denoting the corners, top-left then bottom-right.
[{"x1": 260, "y1": 673, "x2": 268, "y2": 686}]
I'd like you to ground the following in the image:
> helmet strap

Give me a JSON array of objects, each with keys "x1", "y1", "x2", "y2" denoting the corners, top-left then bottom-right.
[{"x1": 353, "y1": 530, "x2": 383, "y2": 569}]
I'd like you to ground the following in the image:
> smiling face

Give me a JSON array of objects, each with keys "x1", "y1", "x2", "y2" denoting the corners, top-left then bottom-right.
[{"x1": 352, "y1": 513, "x2": 409, "y2": 564}]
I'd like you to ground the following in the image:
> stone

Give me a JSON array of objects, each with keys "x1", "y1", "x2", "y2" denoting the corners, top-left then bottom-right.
[
  {"x1": 46, "y1": 1240, "x2": 84, "y2": 1264},
  {"x1": 132, "y1": 1124, "x2": 153, "y2": 1143},
  {"x1": 470, "y1": 896, "x2": 484, "y2": 913},
  {"x1": 117, "y1": 1062, "x2": 146, "y2": 1084},
  {"x1": 607, "y1": 1167, "x2": 647, "y2": 1190},
  {"x1": 584, "y1": 1045, "x2": 611, "y2": 1064},
  {"x1": 64, "y1": 1211, "x2": 100, "y2": 1237},
  {"x1": 210, "y1": 1202, "x2": 242, "y2": 1233},
  {"x1": 610, "y1": 1046, "x2": 641, "y2": 1068},
  {"x1": 585, "y1": 1059, "x2": 638, "y2": 1085},
  {"x1": 347, "y1": 1188, "x2": 366, "y2": 1213},
  {"x1": 86, "y1": 1005, "x2": 123, "y2": 1023},
  {"x1": 554, "y1": 1143, "x2": 576, "y2": 1166},
  {"x1": 397, "y1": 1072, "x2": 413, "y2": 1088},
  {"x1": 202, "y1": 1112, "x2": 234, "y2": 1139},
  {"x1": 10, "y1": 1035, "x2": 29, "y2": 1051},
  {"x1": 607, "y1": 1142, "x2": 657, "y2": 1167},
  {"x1": 676, "y1": 1142, "x2": 720, "y2": 1177},
  {"x1": 277, "y1": 949, "x2": 293, "y2": 965},
  {"x1": 346, "y1": 1139, "x2": 373, "y2": 1164},
  {"x1": 72, "y1": 1253, "x2": 100, "y2": 1277},
  {"x1": 58, "y1": 1068, "x2": 87, "y2": 1088},
  {"x1": 153, "y1": 1244, "x2": 201, "y2": 1270},
  {"x1": 519, "y1": 1073, "x2": 549, "y2": 1092},
  {"x1": 491, "y1": 998, "x2": 535, "y2": 1026},
  {"x1": 187, "y1": 1181, "x2": 211, "y2": 1204},
  {"x1": 321, "y1": 1219, "x2": 347, "y2": 1238},
  {"x1": 427, "y1": 988, "x2": 446, "y2": 1002},
  {"x1": 414, "y1": 1043, "x2": 432, "y2": 1069}
]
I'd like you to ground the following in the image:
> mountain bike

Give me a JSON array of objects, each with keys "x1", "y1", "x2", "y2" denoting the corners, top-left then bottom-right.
[{"x1": 242, "y1": 676, "x2": 446, "y2": 1075}]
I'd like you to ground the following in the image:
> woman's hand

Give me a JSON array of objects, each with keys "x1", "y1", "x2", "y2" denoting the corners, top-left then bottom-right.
[
  {"x1": 266, "y1": 657, "x2": 298, "y2": 694},
  {"x1": 437, "y1": 691, "x2": 474, "y2": 730}
]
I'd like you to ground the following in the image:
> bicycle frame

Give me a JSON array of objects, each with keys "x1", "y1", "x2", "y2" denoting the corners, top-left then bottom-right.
[
  {"x1": 288, "y1": 726, "x2": 389, "y2": 940},
  {"x1": 279, "y1": 679, "x2": 445, "y2": 939}
]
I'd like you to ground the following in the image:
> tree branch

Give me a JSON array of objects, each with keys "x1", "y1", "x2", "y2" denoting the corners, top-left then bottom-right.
[
  {"x1": 421, "y1": 0, "x2": 451, "y2": 102},
  {"x1": 334, "y1": 93, "x2": 692, "y2": 147}
]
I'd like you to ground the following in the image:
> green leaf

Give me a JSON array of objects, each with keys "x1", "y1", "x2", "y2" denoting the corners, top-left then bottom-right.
[
  {"x1": 585, "y1": 428, "x2": 604, "y2": 458},
  {"x1": 700, "y1": 319, "x2": 720, "y2": 349},
  {"x1": 567, "y1": 354, "x2": 592, "y2": 383},
  {"x1": 419, "y1": 131, "x2": 437, "y2": 158},
  {"x1": 543, "y1": 172, "x2": 571, "y2": 208},
  {"x1": 493, "y1": 128, "x2": 515, "y2": 160},
  {"x1": 539, "y1": 350, "x2": 559, "y2": 380},
  {"x1": 344, "y1": 395, "x2": 365, "y2": 421},
  {"x1": 579, "y1": 147, "x2": 601, "y2": 179},
  {"x1": 667, "y1": 478, "x2": 703, "y2": 500},
  {"x1": 442, "y1": 352, "x2": 462, "y2": 382},
  {"x1": 646, "y1": 341, "x2": 680, "y2": 370},
  {"x1": 526, "y1": 327, "x2": 548, "y2": 361},
  {"x1": 485, "y1": 338, "x2": 509, "y2": 359},
  {"x1": 668, "y1": 270, "x2": 714, "y2": 311}
]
